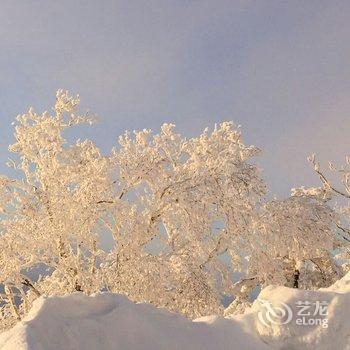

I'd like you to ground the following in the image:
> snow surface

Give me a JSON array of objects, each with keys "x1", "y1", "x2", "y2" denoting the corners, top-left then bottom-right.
[
  {"x1": 0, "y1": 293, "x2": 267, "y2": 350},
  {"x1": 235, "y1": 270, "x2": 350, "y2": 349},
  {"x1": 0, "y1": 272, "x2": 349, "y2": 350}
]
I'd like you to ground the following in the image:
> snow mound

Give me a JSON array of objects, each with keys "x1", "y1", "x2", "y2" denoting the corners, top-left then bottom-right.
[
  {"x1": 0, "y1": 293, "x2": 267, "y2": 350},
  {"x1": 236, "y1": 271, "x2": 350, "y2": 349},
  {"x1": 0, "y1": 272, "x2": 349, "y2": 349}
]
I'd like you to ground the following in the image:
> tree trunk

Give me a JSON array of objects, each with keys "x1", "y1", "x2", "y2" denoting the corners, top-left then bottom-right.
[{"x1": 293, "y1": 269, "x2": 300, "y2": 288}]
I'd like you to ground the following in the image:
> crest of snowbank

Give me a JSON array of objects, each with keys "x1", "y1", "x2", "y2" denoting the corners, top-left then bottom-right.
[
  {"x1": 0, "y1": 293, "x2": 267, "y2": 350},
  {"x1": 0, "y1": 272, "x2": 349, "y2": 350}
]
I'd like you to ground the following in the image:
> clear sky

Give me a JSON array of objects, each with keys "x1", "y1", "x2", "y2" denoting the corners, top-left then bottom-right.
[{"x1": 1, "y1": 0, "x2": 350, "y2": 196}]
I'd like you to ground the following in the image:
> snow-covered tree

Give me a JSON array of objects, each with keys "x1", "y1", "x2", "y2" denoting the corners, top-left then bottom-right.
[
  {"x1": 100, "y1": 119, "x2": 267, "y2": 318},
  {"x1": 0, "y1": 91, "x2": 112, "y2": 329},
  {"x1": 224, "y1": 191, "x2": 345, "y2": 315},
  {"x1": 307, "y1": 155, "x2": 350, "y2": 271}
]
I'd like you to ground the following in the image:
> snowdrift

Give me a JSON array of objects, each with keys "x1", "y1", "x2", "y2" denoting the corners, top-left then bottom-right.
[
  {"x1": 0, "y1": 293, "x2": 267, "y2": 350},
  {"x1": 0, "y1": 272, "x2": 349, "y2": 349},
  {"x1": 235, "y1": 270, "x2": 350, "y2": 349}
]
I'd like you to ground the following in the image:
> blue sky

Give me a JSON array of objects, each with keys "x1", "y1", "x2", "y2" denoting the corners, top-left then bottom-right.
[{"x1": 1, "y1": 0, "x2": 350, "y2": 196}]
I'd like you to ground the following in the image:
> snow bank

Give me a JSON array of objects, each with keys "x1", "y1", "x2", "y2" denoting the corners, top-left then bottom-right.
[
  {"x1": 0, "y1": 293, "x2": 267, "y2": 350},
  {"x1": 235, "y1": 271, "x2": 350, "y2": 349},
  {"x1": 0, "y1": 272, "x2": 349, "y2": 349}
]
